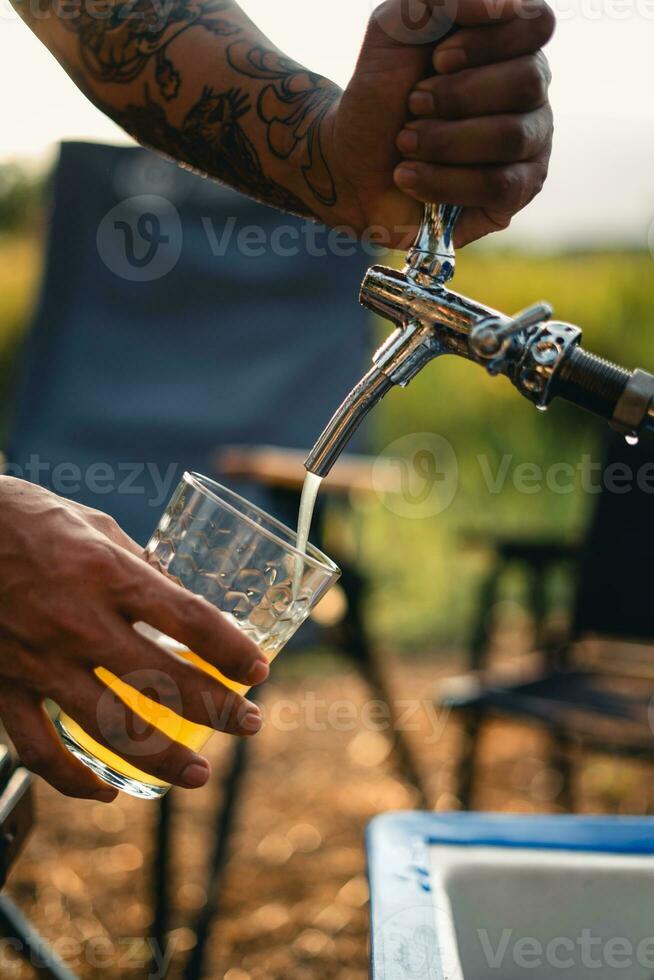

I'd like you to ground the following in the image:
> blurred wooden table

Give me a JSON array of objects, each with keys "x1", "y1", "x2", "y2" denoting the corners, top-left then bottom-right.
[{"x1": 214, "y1": 445, "x2": 402, "y2": 496}]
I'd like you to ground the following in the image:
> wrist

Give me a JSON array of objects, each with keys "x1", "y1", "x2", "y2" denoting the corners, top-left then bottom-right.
[
  {"x1": 314, "y1": 89, "x2": 422, "y2": 249},
  {"x1": 310, "y1": 94, "x2": 368, "y2": 236}
]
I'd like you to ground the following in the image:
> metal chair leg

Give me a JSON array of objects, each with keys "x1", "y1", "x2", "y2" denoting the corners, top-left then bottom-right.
[
  {"x1": 0, "y1": 895, "x2": 79, "y2": 979},
  {"x1": 468, "y1": 559, "x2": 504, "y2": 672},
  {"x1": 549, "y1": 727, "x2": 575, "y2": 812},
  {"x1": 451, "y1": 557, "x2": 503, "y2": 809},
  {"x1": 337, "y1": 562, "x2": 429, "y2": 809},
  {"x1": 527, "y1": 561, "x2": 550, "y2": 653},
  {"x1": 182, "y1": 733, "x2": 252, "y2": 980},
  {"x1": 456, "y1": 712, "x2": 484, "y2": 810},
  {"x1": 152, "y1": 789, "x2": 174, "y2": 970},
  {"x1": 357, "y1": 645, "x2": 430, "y2": 809}
]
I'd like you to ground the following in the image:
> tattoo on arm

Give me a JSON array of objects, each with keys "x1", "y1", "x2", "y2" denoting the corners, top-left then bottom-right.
[
  {"x1": 115, "y1": 84, "x2": 312, "y2": 214},
  {"x1": 227, "y1": 40, "x2": 338, "y2": 207},
  {"x1": 61, "y1": 0, "x2": 239, "y2": 100}
]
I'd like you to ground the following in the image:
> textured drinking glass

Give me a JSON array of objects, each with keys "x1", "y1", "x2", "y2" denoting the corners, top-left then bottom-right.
[{"x1": 55, "y1": 472, "x2": 340, "y2": 799}]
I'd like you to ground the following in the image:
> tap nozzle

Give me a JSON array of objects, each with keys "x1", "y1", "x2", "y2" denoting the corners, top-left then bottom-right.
[
  {"x1": 304, "y1": 204, "x2": 464, "y2": 478},
  {"x1": 303, "y1": 365, "x2": 394, "y2": 478}
]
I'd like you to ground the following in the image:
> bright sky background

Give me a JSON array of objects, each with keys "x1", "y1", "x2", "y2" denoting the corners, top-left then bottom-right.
[{"x1": 1, "y1": 0, "x2": 654, "y2": 247}]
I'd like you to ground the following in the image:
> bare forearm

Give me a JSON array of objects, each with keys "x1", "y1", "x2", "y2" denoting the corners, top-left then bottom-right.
[{"x1": 13, "y1": 0, "x2": 344, "y2": 220}]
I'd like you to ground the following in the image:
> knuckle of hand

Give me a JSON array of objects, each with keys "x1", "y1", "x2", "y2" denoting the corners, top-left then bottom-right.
[
  {"x1": 503, "y1": 120, "x2": 531, "y2": 159},
  {"x1": 179, "y1": 593, "x2": 212, "y2": 636},
  {"x1": 81, "y1": 541, "x2": 115, "y2": 578},
  {"x1": 47, "y1": 674, "x2": 79, "y2": 704},
  {"x1": 521, "y1": 59, "x2": 549, "y2": 106},
  {"x1": 140, "y1": 671, "x2": 185, "y2": 713},
  {"x1": 32, "y1": 612, "x2": 82, "y2": 652},
  {"x1": 148, "y1": 751, "x2": 180, "y2": 781},
  {"x1": 435, "y1": 78, "x2": 459, "y2": 117},
  {"x1": 536, "y1": 50, "x2": 553, "y2": 86},
  {"x1": 423, "y1": 122, "x2": 446, "y2": 155},
  {"x1": 527, "y1": 160, "x2": 548, "y2": 200},
  {"x1": 94, "y1": 701, "x2": 139, "y2": 753},
  {"x1": 136, "y1": 581, "x2": 165, "y2": 615},
  {"x1": 487, "y1": 167, "x2": 523, "y2": 208},
  {"x1": 95, "y1": 513, "x2": 119, "y2": 537},
  {"x1": 96, "y1": 719, "x2": 131, "y2": 754},
  {"x1": 492, "y1": 213, "x2": 513, "y2": 231}
]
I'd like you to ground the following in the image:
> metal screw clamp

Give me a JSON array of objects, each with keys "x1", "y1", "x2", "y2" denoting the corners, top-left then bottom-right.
[
  {"x1": 469, "y1": 303, "x2": 554, "y2": 375},
  {"x1": 516, "y1": 320, "x2": 582, "y2": 407}
]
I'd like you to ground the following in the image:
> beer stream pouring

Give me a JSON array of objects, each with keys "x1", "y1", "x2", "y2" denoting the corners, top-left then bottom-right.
[{"x1": 304, "y1": 201, "x2": 654, "y2": 478}]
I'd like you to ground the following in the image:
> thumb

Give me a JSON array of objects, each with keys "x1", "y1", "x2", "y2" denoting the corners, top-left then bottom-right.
[{"x1": 352, "y1": 2, "x2": 443, "y2": 102}]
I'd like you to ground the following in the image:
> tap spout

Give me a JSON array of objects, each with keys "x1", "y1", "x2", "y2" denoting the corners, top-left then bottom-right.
[
  {"x1": 304, "y1": 365, "x2": 394, "y2": 477},
  {"x1": 304, "y1": 270, "x2": 509, "y2": 479}
]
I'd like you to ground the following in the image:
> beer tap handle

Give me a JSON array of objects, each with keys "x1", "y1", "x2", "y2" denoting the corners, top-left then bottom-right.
[{"x1": 404, "y1": 202, "x2": 462, "y2": 285}]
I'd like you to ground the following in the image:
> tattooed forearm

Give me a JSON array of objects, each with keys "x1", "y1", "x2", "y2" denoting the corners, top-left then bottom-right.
[
  {"x1": 12, "y1": 0, "x2": 344, "y2": 218},
  {"x1": 227, "y1": 41, "x2": 339, "y2": 207},
  {"x1": 61, "y1": 0, "x2": 240, "y2": 100},
  {"x1": 114, "y1": 83, "x2": 312, "y2": 214}
]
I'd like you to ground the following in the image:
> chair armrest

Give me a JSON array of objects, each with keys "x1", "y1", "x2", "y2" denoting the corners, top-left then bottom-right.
[{"x1": 460, "y1": 530, "x2": 581, "y2": 565}]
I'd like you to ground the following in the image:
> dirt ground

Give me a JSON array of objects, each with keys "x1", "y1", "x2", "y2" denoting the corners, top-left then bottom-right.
[{"x1": 3, "y1": 650, "x2": 653, "y2": 980}]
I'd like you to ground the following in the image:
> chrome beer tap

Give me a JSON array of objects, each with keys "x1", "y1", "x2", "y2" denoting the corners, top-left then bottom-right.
[{"x1": 304, "y1": 203, "x2": 654, "y2": 478}]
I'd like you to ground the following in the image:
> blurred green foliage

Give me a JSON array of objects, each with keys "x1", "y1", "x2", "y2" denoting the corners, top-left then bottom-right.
[
  {"x1": 0, "y1": 166, "x2": 652, "y2": 648},
  {"x1": 0, "y1": 163, "x2": 45, "y2": 233}
]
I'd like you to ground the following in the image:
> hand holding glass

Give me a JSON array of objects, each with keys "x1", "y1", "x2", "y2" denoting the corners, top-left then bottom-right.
[{"x1": 55, "y1": 473, "x2": 339, "y2": 799}]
